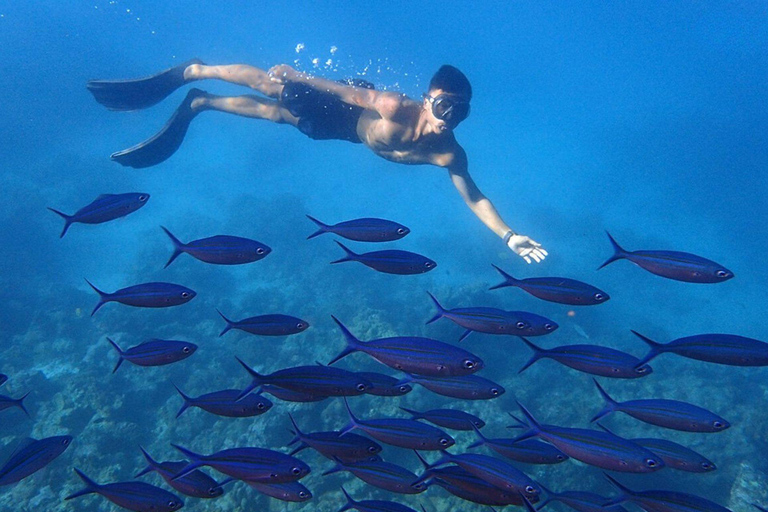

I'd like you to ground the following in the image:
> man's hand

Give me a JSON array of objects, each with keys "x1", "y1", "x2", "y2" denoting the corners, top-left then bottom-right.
[
  {"x1": 507, "y1": 234, "x2": 548, "y2": 264},
  {"x1": 267, "y1": 64, "x2": 300, "y2": 84}
]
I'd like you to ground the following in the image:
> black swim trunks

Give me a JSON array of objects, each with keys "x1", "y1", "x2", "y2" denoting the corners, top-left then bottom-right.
[{"x1": 280, "y1": 78, "x2": 375, "y2": 144}]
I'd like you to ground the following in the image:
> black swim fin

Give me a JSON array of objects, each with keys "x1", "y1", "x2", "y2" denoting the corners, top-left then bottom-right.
[
  {"x1": 87, "y1": 58, "x2": 203, "y2": 111},
  {"x1": 111, "y1": 88, "x2": 205, "y2": 168}
]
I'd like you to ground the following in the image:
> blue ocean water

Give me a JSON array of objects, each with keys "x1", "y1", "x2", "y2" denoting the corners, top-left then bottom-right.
[{"x1": 0, "y1": 1, "x2": 766, "y2": 510}]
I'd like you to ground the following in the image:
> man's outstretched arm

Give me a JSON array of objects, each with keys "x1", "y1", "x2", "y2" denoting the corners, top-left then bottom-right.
[
  {"x1": 267, "y1": 64, "x2": 409, "y2": 119},
  {"x1": 445, "y1": 147, "x2": 547, "y2": 264}
]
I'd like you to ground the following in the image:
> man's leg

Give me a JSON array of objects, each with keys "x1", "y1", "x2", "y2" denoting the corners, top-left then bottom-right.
[
  {"x1": 111, "y1": 89, "x2": 299, "y2": 169},
  {"x1": 184, "y1": 64, "x2": 284, "y2": 98}
]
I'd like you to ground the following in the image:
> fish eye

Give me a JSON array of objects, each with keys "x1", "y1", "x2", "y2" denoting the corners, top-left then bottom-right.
[
  {"x1": 713, "y1": 421, "x2": 725, "y2": 429},
  {"x1": 645, "y1": 458, "x2": 659, "y2": 467},
  {"x1": 463, "y1": 359, "x2": 475, "y2": 369},
  {"x1": 356, "y1": 383, "x2": 367, "y2": 391},
  {"x1": 138, "y1": 195, "x2": 147, "y2": 201},
  {"x1": 556, "y1": 454, "x2": 566, "y2": 461},
  {"x1": 525, "y1": 485, "x2": 537, "y2": 494},
  {"x1": 635, "y1": 366, "x2": 649, "y2": 373},
  {"x1": 208, "y1": 487, "x2": 220, "y2": 496},
  {"x1": 544, "y1": 323, "x2": 555, "y2": 331},
  {"x1": 182, "y1": 346, "x2": 191, "y2": 353},
  {"x1": 270, "y1": 472, "x2": 278, "y2": 478},
  {"x1": 368, "y1": 445, "x2": 378, "y2": 453},
  {"x1": 716, "y1": 270, "x2": 728, "y2": 278},
  {"x1": 612, "y1": 367, "x2": 619, "y2": 373},
  {"x1": 299, "y1": 491, "x2": 309, "y2": 498},
  {"x1": 439, "y1": 438, "x2": 450, "y2": 446},
  {"x1": 490, "y1": 387, "x2": 500, "y2": 396},
  {"x1": 702, "y1": 462, "x2": 715, "y2": 470},
  {"x1": 257, "y1": 402, "x2": 265, "y2": 410},
  {"x1": 424, "y1": 261, "x2": 434, "y2": 268},
  {"x1": 291, "y1": 467, "x2": 302, "y2": 475},
  {"x1": 168, "y1": 501, "x2": 178, "y2": 509},
  {"x1": 297, "y1": 322, "x2": 306, "y2": 329},
  {"x1": 594, "y1": 293, "x2": 604, "y2": 300},
  {"x1": 413, "y1": 482, "x2": 426, "y2": 491},
  {"x1": 62, "y1": 438, "x2": 70, "y2": 445},
  {"x1": 256, "y1": 248, "x2": 265, "y2": 254},
  {"x1": 516, "y1": 321, "x2": 527, "y2": 329},
  {"x1": 181, "y1": 292, "x2": 189, "y2": 298},
  {"x1": 399, "y1": 386, "x2": 409, "y2": 393},
  {"x1": 397, "y1": 228, "x2": 405, "y2": 234}
]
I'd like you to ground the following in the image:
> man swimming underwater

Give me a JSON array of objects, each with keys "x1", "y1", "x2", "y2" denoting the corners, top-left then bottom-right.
[{"x1": 87, "y1": 59, "x2": 547, "y2": 263}]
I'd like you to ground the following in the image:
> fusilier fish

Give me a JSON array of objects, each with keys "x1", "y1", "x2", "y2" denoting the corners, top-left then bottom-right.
[
  {"x1": 66, "y1": 468, "x2": 184, "y2": 511},
  {"x1": 108, "y1": 338, "x2": 197, "y2": 373},
  {"x1": 599, "y1": 232, "x2": 733, "y2": 283},
  {"x1": 331, "y1": 241, "x2": 436, "y2": 275},
  {"x1": 632, "y1": 330, "x2": 768, "y2": 367},
  {"x1": 218, "y1": 310, "x2": 309, "y2": 337},
  {"x1": 48, "y1": 192, "x2": 149, "y2": 238},
  {"x1": 161, "y1": 226, "x2": 271, "y2": 267},
  {"x1": 306, "y1": 215, "x2": 410, "y2": 241},
  {"x1": 329, "y1": 316, "x2": 483, "y2": 377},
  {"x1": 288, "y1": 413, "x2": 382, "y2": 462},
  {"x1": 323, "y1": 458, "x2": 425, "y2": 494},
  {"x1": 604, "y1": 474, "x2": 733, "y2": 512},
  {"x1": 135, "y1": 447, "x2": 224, "y2": 499},
  {"x1": 490, "y1": 265, "x2": 610, "y2": 305},
  {"x1": 397, "y1": 373, "x2": 505, "y2": 400},
  {"x1": 591, "y1": 379, "x2": 730, "y2": 432},
  {"x1": 0, "y1": 436, "x2": 72, "y2": 486},
  {"x1": 87, "y1": 280, "x2": 196, "y2": 315},
  {"x1": 398, "y1": 406, "x2": 485, "y2": 431},
  {"x1": 339, "y1": 487, "x2": 420, "y2": 512},
  {"x1": 171, "y1": 444, "x2": 310, "y2": 483},
  {"x1": 173, "y1": 386, "x2": 272, "y2": 418}
]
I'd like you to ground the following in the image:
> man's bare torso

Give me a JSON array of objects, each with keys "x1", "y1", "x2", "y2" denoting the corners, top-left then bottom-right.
[{"x1": 355, "y1": 100, "x2": 457, "y2": 168}]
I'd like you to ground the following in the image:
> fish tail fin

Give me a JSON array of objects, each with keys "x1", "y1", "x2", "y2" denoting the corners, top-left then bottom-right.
[
  {"x1": 425, "y1": 292, "x2": 445, "y2": 324},
  {"x1": 518, "y1": 337, "x2": 547, "y2": 373},
  {"x1": 170, "y1": 444, "x2": 204, "y2": 480},
  {"x1": 47, "y1": 207, "x2": 73, "y2": 238},
  {"x1": 338, "y1": 486, "x2": 356, "y2": 512},
  {"x1": 603, "y1": 473, "x2": 634, "y2": 504},
  {"x1": 513, "y1": 402, "x2": 543, "y2": 441},
  {"x1": 135, "y1": 446, "x2": 159, "y2": 477},
  {"x1": 398, "y1": 406, "x2": 420, "y2": 419},
  {"x1": 321, "y1": 457, "x2": 345, "y2": 477},
  {"x1": 15, "y1": 391, "x2": 31, "y2": 417},
  {"x1": 306, "y1": 214, "x2": 330, "y2": 240},
  {"x1": 107, "y1": 338, "x2": 125, "y2": 373},
  {"x1": 598, "y1": 231, "x2": 628, "y2": 270},
  {"x1": 489, "y1": 264, "x2": 519, "y2": 290},
  {"x1": 630, "y1": 330, "x2": 663, "y2": 366},
  {"x1": 66, "y1": 468, "x2": 100, "y2": 500},
  {"x1": 594, "y1": 422, "x2": 616, "y2": 435},
  {"x1": 287, "y1": 413, "x2": 304, "y2": 439},
  {"x1": 339, "y1": 397, "x2": 359, "y2": 435},
  {"x1": 161, "y1": 226, "x2": 185, "y2": 268},
  {"x1": 217, "y1": 309, "x2": 234, "y2": 337},
  {"x1": 85, "y1": 279, "x2": 108, "y2": 316},
  {"x1": 466, "y1": 422, "x2": 488, "y2": 449},
  {"x1": 173, "y1": 383, "x2": 192, "y2": 418},
  {"x1": 457, "y1": 329, "x2": 474, "y2": 342},
  {"x1": 235, "y1": 357, "x2": 264, "y2": 400},
  {"x1": 330, "y1": 240, "x2": 357, "y2": 264},
  {"x1": 327, "y1": 316, "x2": 362, "y2": 365},
  {"x1": 591, "y1": 379, "x2": 618, "y2": 422}
]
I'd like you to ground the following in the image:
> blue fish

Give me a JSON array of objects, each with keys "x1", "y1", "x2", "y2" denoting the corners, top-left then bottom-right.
[
  {"x1": 537, "y1": 483, "x2": 630, "y2": 512},
  {"x1": 518, "y1": 337, "x2": 652, "y2": 379},
  {"x1": 339, "y1": 486, "x2": 420, "y2": 512},
  {"x1": 0, "y1": 436, "x2": 72, "y2": 486},
  {"x1": 591, "y1": 379, "x2": 730, "y2": 432},
  {"x1": 399, "y1": 406, "x2": 485, "y2": 431},
  {"x1": 218, "y1": 310, "x2": 309, "y2": 337},
  {"x1": 66, "y1": 468, "x2": 184, "y2": 511},
  {"x1": 48, "y1": 192, "x2": 149, "y2": 238},
  {"x1": 596, "y1": 424, "x2": 715, "y2": 473},
  {"x1": 161, "y1": 226, "x2": 271, "y2": 267},
  {"x1": 632, "y1": 330, "x2": 768, "y2": 367},
  {"x1": 467, "y1": 424, "x2": 568, "y2": 465},
  {"x1": 324, "y1": 457, "x2": 425, "y2": 494},
  {"x1": 329, "y1": 316, "x2": 484, "y2": 377},
  {"x1": 331, "y1": 241, "x2": 436, "y2": 275},
  {"x1": 397, "y1": 373, "x2": 505, "y2": 400},
  {"x1": 171, "y1": 444, "x2": 310, "y2": 483},
  {"x1": 514, "y1": 402, "x2": 663, "y2": 473},
  {"x1": 490, "y1": 265, "x2": 610, "y2": 305},
  {"x1": 357, "y1": 372, "x2": 412, "y2": 396},
  {"x1": 426, "y1": 293, "x2": 558, "y2": 341},
  {"x1": 108, "y1": 338, "x2": 196, "y2": 373},
  {"x1": 245, "y1": 480, "x2": 312, "y2": 502},
  {"x1": 604, "y1": 474, "x2": 733, "y2": 512},
  {"x1": 288, "y1": 414, "x2": 382, "y2": 462},
  {"x1": 306, "y1": 215, "x2": 410, "y2": 242},
  {"x1": 424, "y1": 450, "x2": 542, "y2": 501},
  {"x1": 174, "y1": 386, "x2": 272, "y2": 418},
  {"x1": 87, "y1": 280, "x2": 196, "y2": 315},
  {"x1": 236, "y1": 358, "x2": 371, "y2": 399},
  {"x1": 0, "y1": 374, "x2": 7, "y2": 387},
  {"x1": 261, "y1": 384, "x2": 328, "y2": 403},
  {"x1": 0, "y1": 391, "x2": 30, "y2": 417},
  {"x1": 135, "y1": 447, "x2": 224, "y2": 498},
  {"x1": 419, "y1": 465, "x2": 521, "y2": 506},
  {"x1": 342, "y1": 398, "x2": 455, "y2": 450},
  {"x1": 599, "y1": 232, "x2": 734, "y2": 283}
]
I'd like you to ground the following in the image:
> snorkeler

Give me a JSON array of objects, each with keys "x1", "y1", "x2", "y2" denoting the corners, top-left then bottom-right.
[{"x1": 87, "y1": 60, "x2": 547, "y2": 263}]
